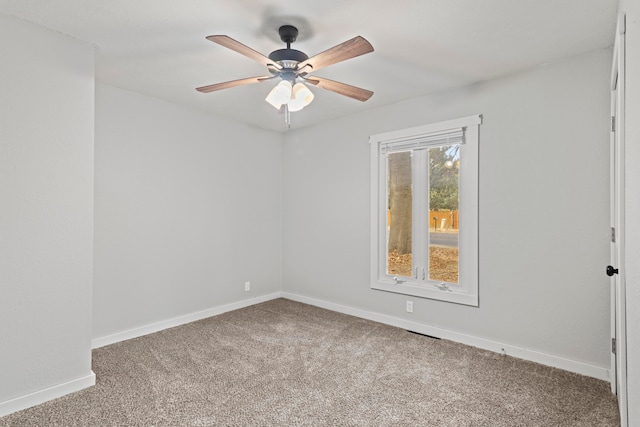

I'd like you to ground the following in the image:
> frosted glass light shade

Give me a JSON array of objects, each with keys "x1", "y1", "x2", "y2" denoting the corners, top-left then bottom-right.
[
  {"x1": 265, "y1": 80, "x2": 292, "y2": 109},
  {"x1": 288, "y1": 82, "x2": 314, "y2": 112}
]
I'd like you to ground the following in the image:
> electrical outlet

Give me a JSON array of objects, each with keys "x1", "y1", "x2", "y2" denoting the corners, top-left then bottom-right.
[
  {"x1": 244, "y1": 281, "x2": 250, "y2": 292},
  {"x1": 406, "y1": 300, "x2": 413, "y2": 313}
]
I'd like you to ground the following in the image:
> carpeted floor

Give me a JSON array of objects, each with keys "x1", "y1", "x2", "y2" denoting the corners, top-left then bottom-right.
[{"x1": 0, "y1": 298, "x2": 620, "y2": 426}]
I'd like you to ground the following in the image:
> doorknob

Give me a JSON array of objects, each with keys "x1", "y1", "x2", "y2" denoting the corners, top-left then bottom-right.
[{"x1": 606, "y1": 265, "x2": 619, "y2": 276}]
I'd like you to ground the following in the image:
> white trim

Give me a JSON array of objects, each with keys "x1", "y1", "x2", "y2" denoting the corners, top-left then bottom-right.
[
  {"x1": 371, "y1": 282, "x2": 478, "y2": 306},
  {"x1": 92, "y1": 292, "x2": 282, "y2": 348},
  {"x1": 281, "y1": 292, "x2": 609, "y2": 382},
  {"x1": 370, "y1": 115, "x2": 480, "y2": 306},
  {"x1": 369, "y1": 114, "x2": 482, "y2": 145},
  {"x1": 0, "y1": 372, "x2": 96, "y2": 418},
  {"x1": 611, "y1": 12, "x2": 628, "y2": 427}
]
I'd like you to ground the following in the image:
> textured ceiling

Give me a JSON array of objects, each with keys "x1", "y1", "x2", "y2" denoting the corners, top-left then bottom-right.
[{"x1": 0, "y1": 0, "x2": 618, "y2": 132}]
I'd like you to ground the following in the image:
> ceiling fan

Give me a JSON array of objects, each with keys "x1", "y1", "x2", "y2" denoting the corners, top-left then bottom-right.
[{"x1": 196, "y1": 25, "x2": 374, "y2": 117}]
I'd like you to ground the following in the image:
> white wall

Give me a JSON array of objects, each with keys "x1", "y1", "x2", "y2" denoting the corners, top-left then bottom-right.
[
  {"x1": 283, "y1": 49, "x2": 612, "y2": 373},
  {"x1": 0, "y1": 14, "x2": 95, "y2": 415},
  {"x1": 93, "y1": 84, "x2": 283, "y2": 340},
  {"x1": 617, "y1": 1, "x2": 640, "y2": 425}
]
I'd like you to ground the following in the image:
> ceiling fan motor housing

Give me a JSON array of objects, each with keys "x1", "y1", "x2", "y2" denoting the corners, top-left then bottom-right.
[{"x1": 268, "y1": 48, "x2": 308, "y2": 64}]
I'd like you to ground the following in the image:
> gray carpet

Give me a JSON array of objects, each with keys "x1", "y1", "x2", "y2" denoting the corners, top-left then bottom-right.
[{"x1": 0, "y1": 298, "x2": 620, "y2": 426}]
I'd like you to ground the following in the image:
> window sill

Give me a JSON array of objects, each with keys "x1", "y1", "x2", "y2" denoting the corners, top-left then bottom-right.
[{"x1": 371, "y1": 280, "x2": 478, "y2": 307}]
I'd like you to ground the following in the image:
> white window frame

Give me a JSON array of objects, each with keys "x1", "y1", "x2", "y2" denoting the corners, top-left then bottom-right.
[{"x1": 370, "y1": 115, "x2": 481, "y2": 306}]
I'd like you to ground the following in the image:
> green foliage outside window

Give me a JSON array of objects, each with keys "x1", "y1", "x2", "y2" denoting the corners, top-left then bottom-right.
[{"x1": 429, "y1": 146, "x2": 459, "y2": 211}]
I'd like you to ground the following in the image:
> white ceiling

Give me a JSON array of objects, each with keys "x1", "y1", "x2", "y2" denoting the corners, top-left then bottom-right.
[{"x1": 0, "y1": 0, "x2": 618, "y2": 132}]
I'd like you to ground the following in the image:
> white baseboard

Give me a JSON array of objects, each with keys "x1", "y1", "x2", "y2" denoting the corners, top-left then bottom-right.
[
  {"x1": 281, "y1": 292, "x2": 610, "y2": 382},
  {"x1": 0, "y1": 371, "x2": 95, "y2": 418},
  {"x1": 92, "y1": 292, "x2": 282, "y2": 349}
]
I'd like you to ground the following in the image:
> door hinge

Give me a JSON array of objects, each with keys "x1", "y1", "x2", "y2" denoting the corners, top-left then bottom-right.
[
  {"x1": 611, "y1": 116, "x2": 616, "y2": 132},
  {"x1": 612, "y1": 338, "x2": 617, "y2": 354},
  {"x1": 611, "y1": 227, "x2": 616, "y2": 243}
]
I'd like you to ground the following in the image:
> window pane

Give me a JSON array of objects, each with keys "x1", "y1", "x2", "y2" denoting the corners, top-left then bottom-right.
[
  {"x1": 387, "y1": 151, "x2": 412, "y2": 277},
  {"x1": 428, "y1": 145, "x2": 459, "y2": 284}
]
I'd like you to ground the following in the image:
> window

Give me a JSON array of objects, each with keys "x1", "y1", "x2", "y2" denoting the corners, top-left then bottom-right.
[{"x1": 370, "y1": 115, "x2": 481, "y2": 306}]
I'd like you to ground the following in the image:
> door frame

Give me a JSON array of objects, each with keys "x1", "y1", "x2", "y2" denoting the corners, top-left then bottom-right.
[{"x1": 610, "y1": 12, "x2": 628, "y2": 427}]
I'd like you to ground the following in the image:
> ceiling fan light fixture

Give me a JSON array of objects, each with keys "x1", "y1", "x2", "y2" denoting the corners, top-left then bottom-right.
[
  {"x1": 265, "y1": 80, "x2": 292, "y2": 109},
  {"x1": 287, "y1": 82, "x2": 314, "y2": 112}
]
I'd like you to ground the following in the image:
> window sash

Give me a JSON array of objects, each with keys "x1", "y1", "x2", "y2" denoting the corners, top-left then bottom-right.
[{"x1": 383, "y1": 142, "x2": 461, "y2": 286}]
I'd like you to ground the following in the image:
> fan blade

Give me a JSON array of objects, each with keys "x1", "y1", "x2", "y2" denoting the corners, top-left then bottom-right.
[
  {"x1": 196, "y1": 75, "x2": 274, "y2": 93},
  {"x1": 305, "y1": 76, "x2": 373, "y2": 102},
  {"x1": 206, "y1": 35, "x2": 281, "y2": 70},
  {"x1": 298, "y1": 36, "x2": 373, "y2": 74}
]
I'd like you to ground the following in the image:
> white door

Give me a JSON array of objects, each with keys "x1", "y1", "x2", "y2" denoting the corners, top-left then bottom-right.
[{"x1": 609, "y1": 13, "x2": 628, "y2": 427}]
